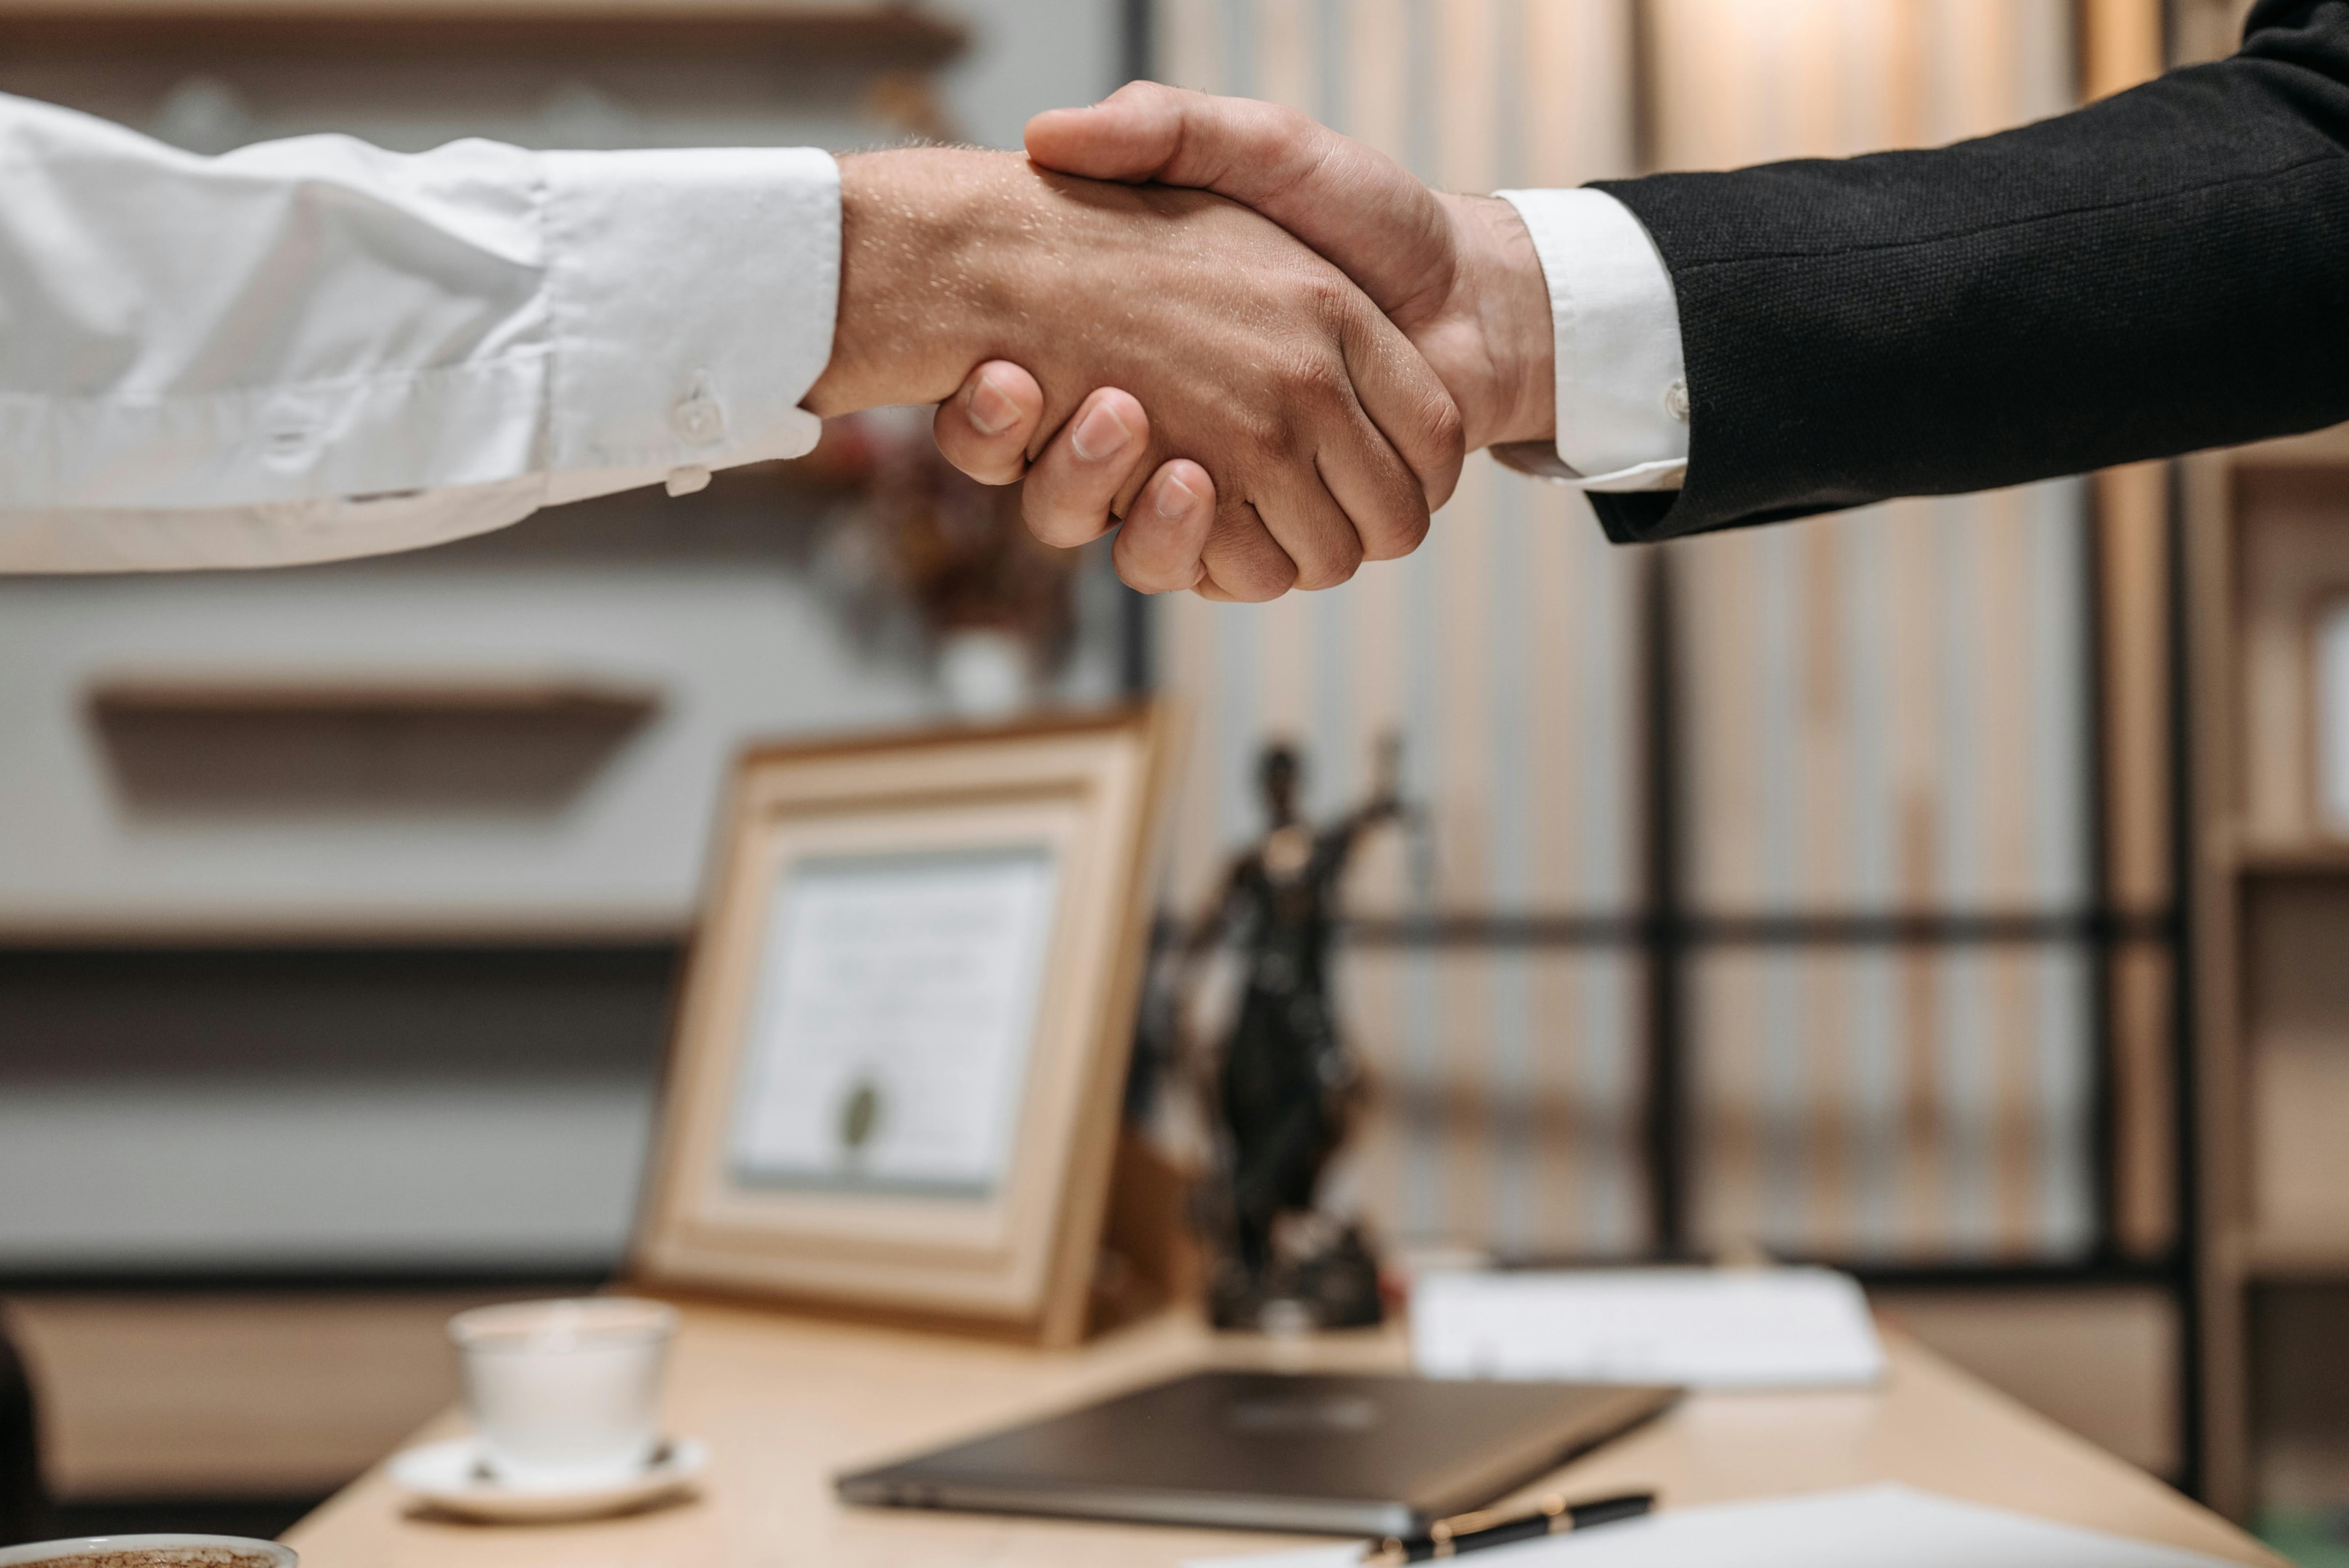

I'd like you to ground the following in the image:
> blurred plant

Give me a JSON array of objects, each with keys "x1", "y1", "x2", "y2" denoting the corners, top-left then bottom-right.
[{"x1": 785, "y1": 407, "x2": 1084, "y2": 706}]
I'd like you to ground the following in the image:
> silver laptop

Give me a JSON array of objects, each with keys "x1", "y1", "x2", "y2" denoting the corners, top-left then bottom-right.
[{"x1": 836, "y1": 1368, "x2": 1676, "y2": 1537}]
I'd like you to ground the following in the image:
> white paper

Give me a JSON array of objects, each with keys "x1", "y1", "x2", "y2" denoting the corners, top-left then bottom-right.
[
  {"x1": 727, "y1": 846, "x2": 1059, "y2": 1196},
  {"x1": 1188, "y1": 1485, "x2": 2245, "y2": 1568},
  {"x1": 1410, "y1": 1267, "x2": 1885, "y2": 1389}
]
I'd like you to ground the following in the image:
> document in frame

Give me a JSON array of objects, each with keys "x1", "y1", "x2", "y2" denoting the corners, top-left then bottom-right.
[{"x1": 727, "y1": 845, "x2": 1061, "y2": 1199}]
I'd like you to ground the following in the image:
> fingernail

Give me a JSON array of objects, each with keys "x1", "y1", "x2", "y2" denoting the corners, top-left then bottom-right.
[
  {"x1": 1153, "y1": 471, "x2": 1196, "y2": 518},
  {"x1": 967, "y1": 372, "x2": 1020, "y2": 436},
  {"x1": 1070, "y1": 400, "x2": 1135, "y2": 462}
]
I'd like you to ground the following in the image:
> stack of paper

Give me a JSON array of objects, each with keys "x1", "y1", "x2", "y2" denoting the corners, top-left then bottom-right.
[
  {"x1": 1190, "y1": 1485, "x2": 2246, "y2": 1568},
  {"x1": 1410, "y1": 1267, "x2": 1885, "y2": 1389}
]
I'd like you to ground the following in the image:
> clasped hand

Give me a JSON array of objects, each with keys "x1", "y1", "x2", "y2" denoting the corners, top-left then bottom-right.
[{"x1": 802, "y1": 84, "x2": 1556, "y2": 602}]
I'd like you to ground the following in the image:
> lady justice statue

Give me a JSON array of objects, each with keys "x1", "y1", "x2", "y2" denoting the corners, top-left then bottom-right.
[{"x1": 1178, "y1": 735, "x2": 1406, "y2": 1331}]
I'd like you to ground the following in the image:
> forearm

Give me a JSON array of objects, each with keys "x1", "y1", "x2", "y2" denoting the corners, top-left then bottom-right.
[
  {"x1": 807, "y1": 148, "x2": 1159, "y2": 427},
  {"x1": 1585, "y1": 0, "x2": 2349, "y2": 543},
  {"x1": 0, "y1": 93, "x2": 838, "y2": 570},
  {"x1": 805, "y1": 150, "x2": 1005, "y2": 417}
]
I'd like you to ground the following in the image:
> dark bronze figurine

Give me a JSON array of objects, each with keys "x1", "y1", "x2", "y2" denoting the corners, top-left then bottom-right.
[{"x1": 1182, "y1": 735, "x2": 1404, "y2": 1330}]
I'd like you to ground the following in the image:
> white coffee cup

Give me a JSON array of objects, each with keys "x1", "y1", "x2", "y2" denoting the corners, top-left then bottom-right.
[
  {"x1": 0, "y1": 1535, "x2": 295, "y2": 1568},
  {"x1": 447, "y1": 1297, "x2": 677, "y2": 1491}
]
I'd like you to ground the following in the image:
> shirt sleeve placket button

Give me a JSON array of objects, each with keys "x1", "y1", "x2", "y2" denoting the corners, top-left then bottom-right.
[{"x1": 666, "y1": 372, "x2": 724, "y2": 496}]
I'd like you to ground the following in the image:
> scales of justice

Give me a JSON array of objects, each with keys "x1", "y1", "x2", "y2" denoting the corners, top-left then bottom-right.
[{"x1": 1166, "y1": 732, "x2": 1418, "y2": 1332}]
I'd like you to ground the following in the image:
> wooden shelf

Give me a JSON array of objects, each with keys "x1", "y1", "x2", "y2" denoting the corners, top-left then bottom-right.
[
  {"x1": 86, "y1": 671, "x2": 662, "y2": 722},
  {"x1": 83, "y1": 672, "x2": 663, "y2": 817},
  {"x1": 2231, "y1": 838, "x2": 2349, "y2": 876},
  {"x1": 2238, "y1": 1228, "x2": 2349, "y2": 1281},
  {"x1": 0, "y1": 1, "x2": 967, "y2": 62}
]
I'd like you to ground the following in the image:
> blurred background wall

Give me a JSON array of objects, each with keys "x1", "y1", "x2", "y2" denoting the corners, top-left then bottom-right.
[{"x1": 0, "y1": 2, "x2": 1129, "y2": 1280}]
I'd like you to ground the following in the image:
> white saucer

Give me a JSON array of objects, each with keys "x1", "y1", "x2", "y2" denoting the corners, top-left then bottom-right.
[{"x1": 388, "y1": 1436, "x2": 708, "y2": 1523}]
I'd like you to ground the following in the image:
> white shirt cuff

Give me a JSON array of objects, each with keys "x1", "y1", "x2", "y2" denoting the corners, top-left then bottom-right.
[
  {"x1": 1491, "y1": 187, "x2": 1688, "y2": 492},
  {"x1": 542, "y1": 146, "x2": 836, "y2": 491}
]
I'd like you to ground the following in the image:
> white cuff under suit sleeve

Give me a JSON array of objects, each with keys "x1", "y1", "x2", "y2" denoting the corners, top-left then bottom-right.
[
  {"x1": 1489, "y1": 187, "x2": 1688, "y2": 493},
  {"x1": 0, "y1": 91, "x2": 840, "y2": 573}
]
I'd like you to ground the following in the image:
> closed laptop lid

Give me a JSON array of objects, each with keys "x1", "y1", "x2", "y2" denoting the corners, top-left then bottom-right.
[{"x1": 836, "y1": 1369, "x2": 1676, "y2": 1537}]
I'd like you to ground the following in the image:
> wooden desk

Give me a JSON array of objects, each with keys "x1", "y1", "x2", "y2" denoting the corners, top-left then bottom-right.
[{"x1": 283, "y1": 1300, "x2": 2276, "y2": 1567}]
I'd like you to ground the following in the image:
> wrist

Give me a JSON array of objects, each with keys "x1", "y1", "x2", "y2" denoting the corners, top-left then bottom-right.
[
  {"x1": 806, "y1": 150, "x2": 1008, "y2": 417},
  {"x1": 1436, "y1": 194, "x2": 1556, "y2": 452}
]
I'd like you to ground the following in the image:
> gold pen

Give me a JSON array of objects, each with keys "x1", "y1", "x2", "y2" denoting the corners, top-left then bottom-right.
[{"x1": 1362, "y1": 1490, "x2": 1656, "y2": 1564}]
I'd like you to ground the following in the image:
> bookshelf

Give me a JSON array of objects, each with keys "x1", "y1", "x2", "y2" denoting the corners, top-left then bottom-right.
[{"x1": 2185, "y1": 420, "x2": 2349, "y2": 1519}]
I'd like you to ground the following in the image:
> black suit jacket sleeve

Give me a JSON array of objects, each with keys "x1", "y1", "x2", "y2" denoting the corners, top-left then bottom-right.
[{"x1": 1581, "y1": 0, "x2": 2349, "y2": 544}]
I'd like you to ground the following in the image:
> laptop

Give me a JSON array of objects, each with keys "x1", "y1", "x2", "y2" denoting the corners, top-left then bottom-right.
[{"x1": 836, "y1": 1368, "x2": 1676, "y2": 1537}]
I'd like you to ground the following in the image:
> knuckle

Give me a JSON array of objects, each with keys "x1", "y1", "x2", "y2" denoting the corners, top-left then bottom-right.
[
  {"x1": 1295, "y1": 269, "x2": 1355, "y2": 324},
  {"x1": 1423, "y1": 396, "x2": 1466, "y2": 470},
  {"x1": 1294, "y1": 534, "x2": 1364, "y2": 592},
  {"x1": 1272, "y1": 347, "x2": 1347, "y2": 413},
  {"x1": 1225, "y1": 574, "x2": 1286, "y2": 604},
  {"x1": 1360, "y1": 503, "x2": 1431, "y2": 562},
  {"x1": 1297, "y1": 352, "x2": 1350, "y2": 403},
  {"x1": 1239, "y1": 551, "x2": 1299, "y2": 600},
  {"x1": 1234, "y1": 402, "x2": 1299, "y2": 464},
  {"x1": 1204, "y1": 534, "x2": 1296, "y2": 603},
  {"x1": 1262, "y1": 102, "x2": 1316, "y2": 150}
]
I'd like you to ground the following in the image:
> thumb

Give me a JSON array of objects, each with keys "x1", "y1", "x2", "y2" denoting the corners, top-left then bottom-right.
[
  {"x1": 1023, "y1": 79, "x2": 1191, "y2": 183},
  {"x1": 1026, "y1": 82, "x2": 1455, "y2": 327}
]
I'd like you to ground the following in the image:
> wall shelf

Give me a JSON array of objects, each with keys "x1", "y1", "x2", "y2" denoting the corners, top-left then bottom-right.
[
  {"x1": 0, "y1": 1, "x2": 967, "y2": 62},
  {"x1": 83, "y1": 673, "x2": 663, "y2": 819},
  {"x1": 87, "y1": 673, "x2": 663, "y2": 720},
  {"x1": 2232, "y1": 840, "x2": 2349, "y2": 876},
  {"x1": 2240, "y1": 1230, "x2": 2349, "y2": 1281}
]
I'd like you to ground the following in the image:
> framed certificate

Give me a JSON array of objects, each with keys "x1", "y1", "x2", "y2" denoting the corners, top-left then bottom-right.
[{"x1": 633, "y1": 707, "x2": 1175, "y2": 1344}]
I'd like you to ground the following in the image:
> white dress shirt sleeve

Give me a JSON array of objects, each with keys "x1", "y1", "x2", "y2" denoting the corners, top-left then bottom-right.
[
  {"x1": 0, "y1": 93, "x2": 839, "y2": 573},
  {"x1": 1489, "y1": 187, "x2": 1688, "y2": 492}
]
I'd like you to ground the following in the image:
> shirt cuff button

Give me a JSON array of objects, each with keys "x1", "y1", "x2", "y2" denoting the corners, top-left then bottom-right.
[
  {"x1": 1664, "y1": 378, "x2": 1691, "y2": 425},
  {"x1": 671, "y1": 372, "x2": 726, "y2": 445}
]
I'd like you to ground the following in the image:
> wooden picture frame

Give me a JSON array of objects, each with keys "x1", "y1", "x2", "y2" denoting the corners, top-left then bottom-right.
[{"x1": 632, "y1": 706, "x2": 1175, "y2": 1345}]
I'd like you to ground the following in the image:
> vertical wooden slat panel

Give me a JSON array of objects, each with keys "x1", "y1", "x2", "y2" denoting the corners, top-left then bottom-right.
[
  {"x1": 2080, "y1": 0, "x2": 2165, "y2": 99},
  {"x1": 1148, "y1": 0, "x2": 1643, "y2": 1258},
  {"x1": 2083, "y1": 0, "x2": 2178, "y2": 1261},
  {"x1": 1157, "y1": 0, "x2": 1225, "y2": 100},
  {"x1": 1656, "y1": 1, "x2": 2094, "y2": 1260},
  {"x1": 1257, "y1": 0, "x2": 1316, "y2": 111}
]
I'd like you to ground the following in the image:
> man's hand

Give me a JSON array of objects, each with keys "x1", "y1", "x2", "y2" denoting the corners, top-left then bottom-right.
[
  {"x1": 934, "y1": 83, "x2": 1558, "y2": 591},
  {"x1": 1030, "y1": 83, "x2": 1556, "y2": 453},
  {"x1": 805, "y1": 147, "x2": 1462, "y2": 600}
]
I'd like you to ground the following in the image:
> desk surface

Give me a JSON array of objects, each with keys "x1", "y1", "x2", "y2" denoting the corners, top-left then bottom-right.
[{"x1": 283, "y1": 1299, "x2": 2276, "y2": 1568}]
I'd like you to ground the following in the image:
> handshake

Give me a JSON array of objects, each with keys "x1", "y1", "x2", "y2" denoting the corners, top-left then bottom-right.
[{"x1": 802, "y1": 82, "x2": 1558, "y2": 603}]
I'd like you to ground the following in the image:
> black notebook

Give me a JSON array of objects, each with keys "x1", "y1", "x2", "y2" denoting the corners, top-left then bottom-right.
[{"x1": 836, "y1": 1368, "x2": 1675, "y2": 1537}]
